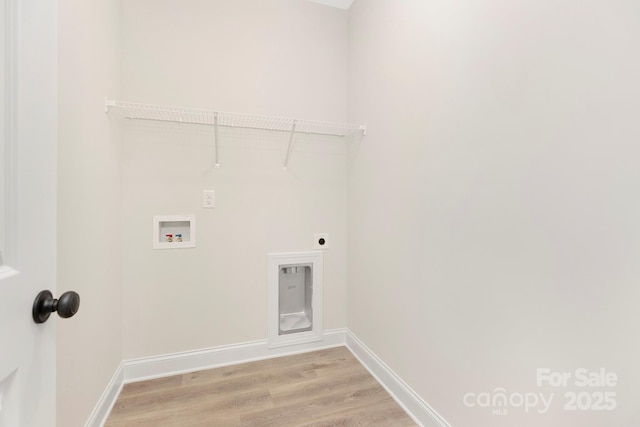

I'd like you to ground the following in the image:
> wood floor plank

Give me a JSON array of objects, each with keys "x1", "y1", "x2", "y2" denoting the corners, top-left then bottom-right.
[
  {"x1": 107, "y1": 388, "x2": 270, "y2": 427},
  {"x1": 105, "y1": 346, "x2": 416, "y2": 426},
  {"x1": 241, "y1": 381, "x2": 390, "y2": 427},
  {"x1": 118, "y1": 375, "x2": 183, "y2": 399}
]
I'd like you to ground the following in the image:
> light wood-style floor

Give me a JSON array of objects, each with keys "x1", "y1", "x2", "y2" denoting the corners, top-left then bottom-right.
[{"x1": 105, "y1": 346, "x2": 416, "y2": 426}]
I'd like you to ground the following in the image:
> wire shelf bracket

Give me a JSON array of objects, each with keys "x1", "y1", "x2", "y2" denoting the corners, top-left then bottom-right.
[
  {"x1": 105, "y1": 99, "x2": 365, "y2": 169},
  {"x1": 213, "y1": 112, "x2": 219, "y2": 169},
  {"x1": 283, "y1": 120, "x2": 297, "y2": 171}
]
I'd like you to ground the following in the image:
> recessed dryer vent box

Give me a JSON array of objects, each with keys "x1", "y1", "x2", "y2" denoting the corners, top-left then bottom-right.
[
  {"x1": 153, "y1": 215, "x2": 195, "y2": 249},
  {"x1": 267, "y1": 251, "x2": 323, "y2": 349}
]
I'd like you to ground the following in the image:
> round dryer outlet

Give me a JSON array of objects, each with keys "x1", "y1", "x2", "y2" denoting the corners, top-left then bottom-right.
[{"x1": 314, "y1": 233, "x2": 329, "y2": 249}]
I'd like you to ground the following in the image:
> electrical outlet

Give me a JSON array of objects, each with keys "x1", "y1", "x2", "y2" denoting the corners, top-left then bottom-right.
[
  {"x1": 203, "y1": 190, "x2": 215, "y2": 208},
  {"x1": 314, "y1": 233, "x2": 329, "y2": 249}
]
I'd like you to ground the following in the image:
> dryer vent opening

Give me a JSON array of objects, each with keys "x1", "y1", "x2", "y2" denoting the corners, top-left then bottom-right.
[
  {"x1": 279, "y1": 264, "x2": 313, "y2": 335},
  {"x1": 268, "y1": 251, "x2": 323, "y2": 348}
]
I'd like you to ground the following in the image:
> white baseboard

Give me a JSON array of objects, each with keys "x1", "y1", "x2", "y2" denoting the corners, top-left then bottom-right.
[
  {"x1": 345, "y1": 331, "x2": 450, "y2": 427},
  {"x1": 86, "y1": 328, "x2": 449, "y2": 427},
  {"x1": 84, "y1": 362, "x2": 124, "y2": 427},
  {"x1": 122, "y1": 328, "x2": 347, "y2": 384}
]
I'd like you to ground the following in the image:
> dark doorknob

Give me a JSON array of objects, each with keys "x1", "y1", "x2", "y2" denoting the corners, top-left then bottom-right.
[{"x1": 32, "y1": 290, "x2": 80, "y2": 324}]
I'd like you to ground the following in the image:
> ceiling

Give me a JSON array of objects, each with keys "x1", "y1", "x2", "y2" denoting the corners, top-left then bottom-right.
[{"x1": 308, "y1": 0, "x2": 354, "y2": 10}]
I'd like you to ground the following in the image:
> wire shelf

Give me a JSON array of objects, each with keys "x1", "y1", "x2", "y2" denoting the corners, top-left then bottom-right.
[
  {"x1": 105, "y1": 99, "x2": 365, "y2": 169},
  {"x1": 105, "y1": 99, "x2": 365, "y2": 137}
]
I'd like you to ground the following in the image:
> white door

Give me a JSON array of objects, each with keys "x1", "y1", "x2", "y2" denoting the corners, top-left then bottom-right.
[{"x1": 1, "y1": 0, "x2": 59, "y2": 426}]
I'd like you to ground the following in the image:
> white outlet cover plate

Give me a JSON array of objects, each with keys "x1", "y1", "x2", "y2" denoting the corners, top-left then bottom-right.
[
  {"x1": 203, "y1": 190, "x2": 215, "y2": 208},
  {"x1": 314, "y1": 233, "x2": 329, "y2": 249},
  {"x1": 308, "y1": 0, "x2": 353, "y2": 10}
]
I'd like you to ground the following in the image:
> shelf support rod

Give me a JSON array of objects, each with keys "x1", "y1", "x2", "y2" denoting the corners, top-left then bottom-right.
[
  {"x1": 283, "y1": 120, "x2": 297, "y2": 170},
  {"x1": 104, "y1": 98, "x2": 116, "y2": 113},
  {"x1": 214, "y1": 112, "x2": 219, "y2": 168}
]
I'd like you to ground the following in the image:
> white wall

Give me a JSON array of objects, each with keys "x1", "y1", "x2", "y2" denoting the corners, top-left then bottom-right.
[
  {"x1": 348, "y1": 1, "x2": 640, "y2": 426},
  {"x1": 57, "y1": 0, "x2": 123, "y2": 425},
  {"x1": 121, "y1": 0, "x2": 349, "y2": 358}
]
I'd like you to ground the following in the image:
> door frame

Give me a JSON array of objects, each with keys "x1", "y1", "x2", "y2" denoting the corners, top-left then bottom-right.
[
  {"x1": 1, "y1": 0, "x2": 58, "y2": 425},
  {"x1": 1, "y1": 0, "x2": 17, "y2": 274}
]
